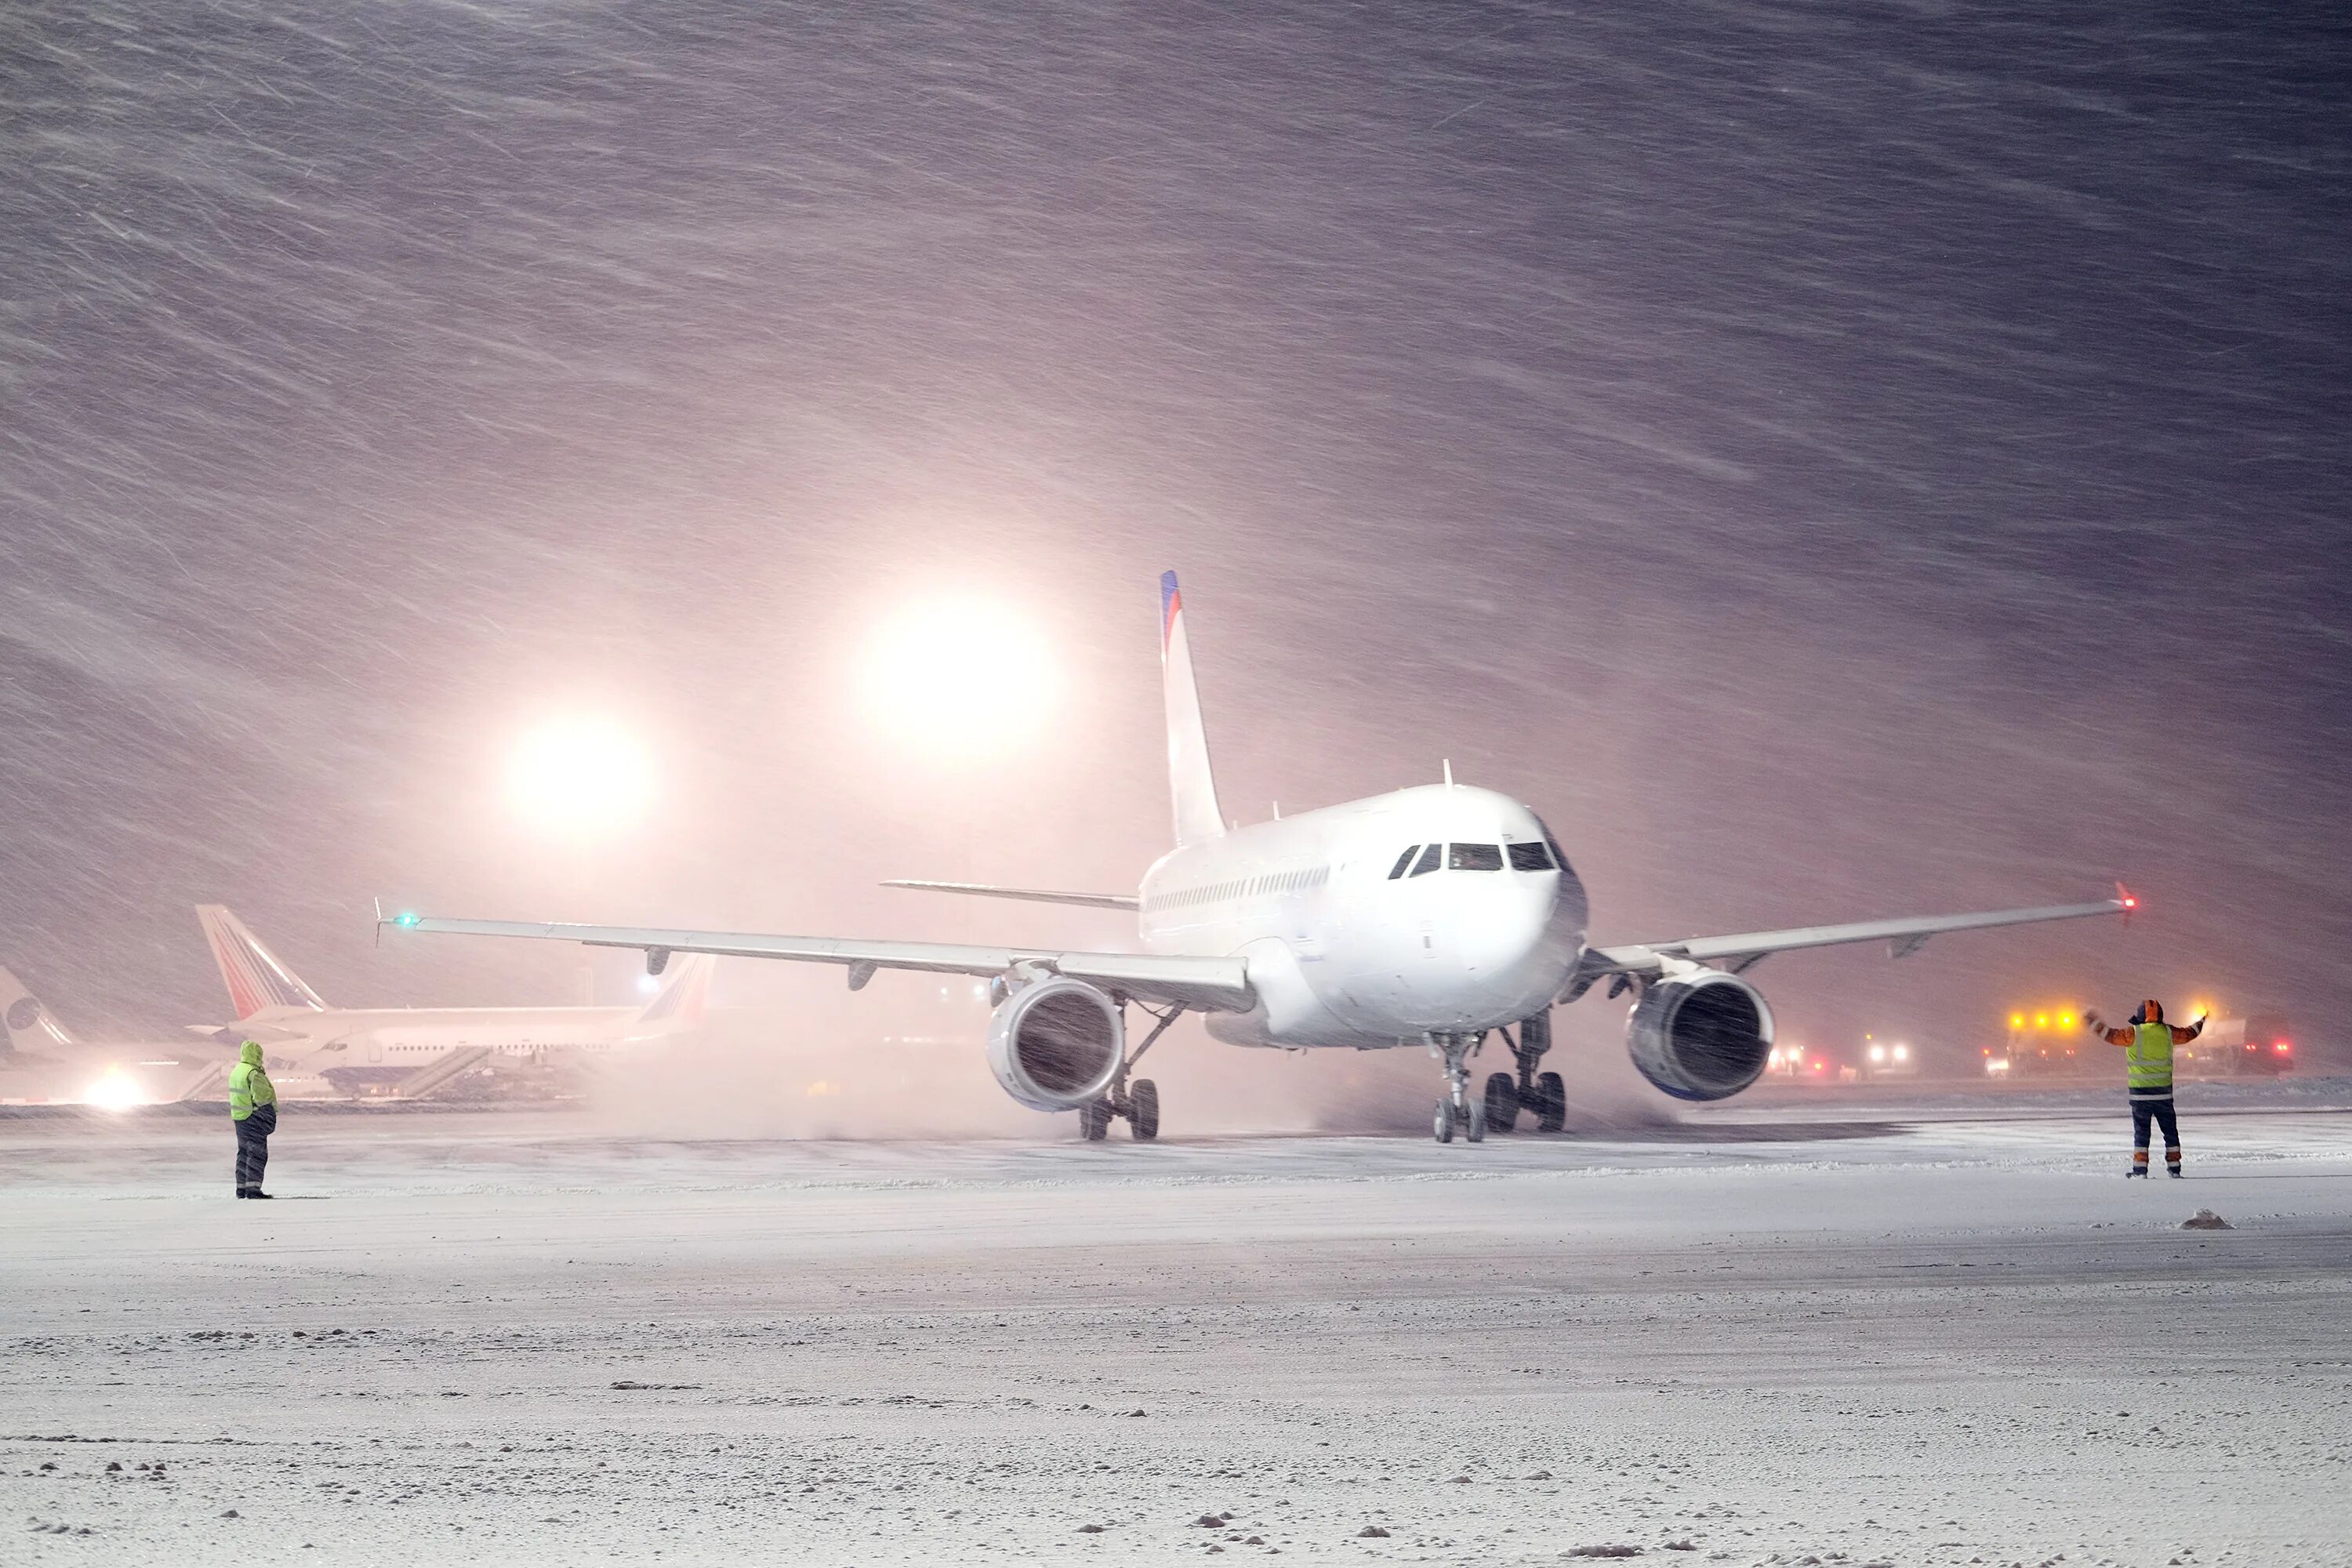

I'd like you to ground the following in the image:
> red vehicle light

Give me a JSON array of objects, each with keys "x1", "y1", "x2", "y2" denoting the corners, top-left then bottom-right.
[{"x1": 2277, "y1": 1041, "x2": 2292, "y2": 1053}]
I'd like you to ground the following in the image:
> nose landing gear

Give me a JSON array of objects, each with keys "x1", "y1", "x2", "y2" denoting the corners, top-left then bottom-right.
[{"x1": 1428, "y1": 1033, "x2": 1486, "y2": 1143}]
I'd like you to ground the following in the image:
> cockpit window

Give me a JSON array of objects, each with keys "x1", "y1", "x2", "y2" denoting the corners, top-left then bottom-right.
[
  {"x1": 1447, "y1": 843, "x2": 1504, "y2": 872},
  {"x1": 1408, "y1": 844, "x2": 1442, "y2": 877},
  {"x1": 1507, "y1": 840, "x2": 1554, "y2": 872},
  {"x1": 1387, "y1": 846, "x2": 1421, "y2": 880}
]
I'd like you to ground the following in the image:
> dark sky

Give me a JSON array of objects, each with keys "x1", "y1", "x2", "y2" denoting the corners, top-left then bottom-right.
[{"x1": 2, "y1": 1, "x2": 2347, "y2": 1069}]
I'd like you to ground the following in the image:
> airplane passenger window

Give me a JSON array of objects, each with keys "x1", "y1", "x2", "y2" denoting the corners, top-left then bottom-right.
[
  {"x1": 1388, "y1": 847, "x2": 1420, "y2": 880},
  {"x1": 1448, "y1": 843, "x2": 1504, "y2": 871},
  {"x1": 1408, "y1": 844, "x2": 1442, "y2": 877},
  {"x1": 1507, "y1": 841, "x2": 1554, "y2": 872}
]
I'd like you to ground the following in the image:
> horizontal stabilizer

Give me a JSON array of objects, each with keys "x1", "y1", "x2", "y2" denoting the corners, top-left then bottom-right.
[{"x1": 882, "y1": 880, "x2": 1139, "y2": 911}]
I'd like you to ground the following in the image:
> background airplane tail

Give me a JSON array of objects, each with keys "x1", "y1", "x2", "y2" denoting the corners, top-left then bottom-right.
[
  {"x1": 197, "y1": 906, "x2": 329, "y2": 1018},
  {"x1": 0, "y1": 966, "x2": 78, "y2": 1051},
  {"x1": 632, "y1": 953, "x2": 714, "y2": 1031},
  {"x1": 1160, "y1": 571, "x2": 1225, "y2": 845}
]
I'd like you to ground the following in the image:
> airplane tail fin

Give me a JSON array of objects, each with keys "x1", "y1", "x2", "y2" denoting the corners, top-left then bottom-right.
[
  {"x1": 0, "y1": 966, "x2": 78, "y2": 1051},
  {"x1": 632, "y1": 953, "x2": 714, "y2": 1030},
  {"x1": 197, "y1": 906, "x2": 328, "y2": 1019},
  {"x1": 1160, "y1": 571, "x2": 1225, "y2": 845}
]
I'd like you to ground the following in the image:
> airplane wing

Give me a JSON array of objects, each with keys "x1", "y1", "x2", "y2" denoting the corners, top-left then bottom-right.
[
  {"x1": 183, "y1": 1020, "x2": 312, "y2": 1045},
  {"x1": 377, "y1": 913, "x2": 1254, "y2": 1013},
  {"x1": 881, "y1": 880, "x2": 1140, "y2": 911},
  {"x1": 1570, "y1": 892, "x2": 2130, "y2": 994}
]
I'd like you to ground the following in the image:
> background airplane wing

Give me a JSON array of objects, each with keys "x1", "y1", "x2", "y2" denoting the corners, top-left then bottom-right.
[
  {"x1": 1576, "y1": 893, "x2": 2130, "y2": 989},
  {"x1": 379, "y1": 913, "x2": 1254, "y2": 1012}
]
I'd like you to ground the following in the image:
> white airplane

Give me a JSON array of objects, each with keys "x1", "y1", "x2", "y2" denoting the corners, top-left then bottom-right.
[
  {"x1": 195, "y1": 905, "x2": 716, "y2": 1095},
  {"x1": 381, "y1": 572, "x2": 2129, "y2": 1142}
]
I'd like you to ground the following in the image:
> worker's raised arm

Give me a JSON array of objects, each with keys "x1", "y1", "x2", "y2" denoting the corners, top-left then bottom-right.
[
  {"x1": 2083, "y1": 1011, "x2": 2135, "y2": 1047},
  {"x1": 2169, "y1": 1015, "x2": 2207, "y2": 1044}
]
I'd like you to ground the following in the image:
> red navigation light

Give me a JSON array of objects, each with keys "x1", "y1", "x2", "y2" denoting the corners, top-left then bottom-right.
[
  {"x1": 2122, "y1": 895, "x2": 2136, "y2": 909},
  {"x1": 2277, "y1": 1041, "x2": 2292, "y2": 1054}
]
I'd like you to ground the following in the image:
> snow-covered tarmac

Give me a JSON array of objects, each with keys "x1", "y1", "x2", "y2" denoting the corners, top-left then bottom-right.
[{"x1": 4, "y1": 1102, "x2": 2349, "y2": 1566}]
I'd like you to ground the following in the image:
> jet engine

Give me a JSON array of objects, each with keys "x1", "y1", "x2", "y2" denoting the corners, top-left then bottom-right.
[
  {"x1": 1626, "y1": 969, "x2": 1774, "y2": 1102},
  {"x1": 985, "y1": 977, "x2": 1125, "y2": 1111}
]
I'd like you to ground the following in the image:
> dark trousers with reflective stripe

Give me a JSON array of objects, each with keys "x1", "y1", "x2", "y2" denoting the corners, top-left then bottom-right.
[
  {"x1": 2129, "y1": 1093, "x2": 2180, "y2": 1167},
  {"x1": 234, "y1": 1105, "x2": 275, "y2": 1191}
]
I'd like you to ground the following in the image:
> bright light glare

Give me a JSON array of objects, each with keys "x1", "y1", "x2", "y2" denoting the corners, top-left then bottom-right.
[
  {"x1": 82, "y1": 1067, "x2": 146, "y2": 1112},
  {"x1": 504, "y1": 715, "x2": 655, "y2": 834},
  {"x1": 1893, "y1": 1044, "x2": 1910, "y2": 1062},
  {"x1": 862, "y1": 598, "x2": 1058, "y2": 752}
]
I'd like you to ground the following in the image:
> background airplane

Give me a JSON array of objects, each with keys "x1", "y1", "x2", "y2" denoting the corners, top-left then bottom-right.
[
  {"x1": 0, "y1": 964, "x2": 249, "y2": 1106},
  {"x1": 383, "y1": 572, "x2": 2125, "y2": 1142},
  {"x1": 195, "y1": 905, "x2": 716, "y2": 1098}
]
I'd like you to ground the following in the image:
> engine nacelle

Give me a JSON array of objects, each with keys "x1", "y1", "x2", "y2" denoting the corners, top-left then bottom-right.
[
  {"x1": 1627, "y1": 969, "x2": 1775, "y2": 1102},
  {"x1": 985, "y1": 977, "x2": 1125, "y2": 1112}
]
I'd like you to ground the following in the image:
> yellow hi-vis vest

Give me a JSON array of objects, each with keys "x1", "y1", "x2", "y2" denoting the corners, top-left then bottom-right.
[
  {"x1": 227, "y1": 1059, "x2": 276, "y2": 1121},
  {"x1": 2128, "y1": 1021, "x2": 2175, "y2": 1093}
]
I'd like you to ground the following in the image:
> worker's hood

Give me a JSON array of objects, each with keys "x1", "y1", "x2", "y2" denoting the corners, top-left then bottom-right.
[{"x1": 238, "y1": 1040, "x2": 265, "y2": 1067}]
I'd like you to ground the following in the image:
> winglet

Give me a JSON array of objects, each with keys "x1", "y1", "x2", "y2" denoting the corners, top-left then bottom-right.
[{"x1": 1159, "y1": 571, "x2": 1225, "y2": 846}]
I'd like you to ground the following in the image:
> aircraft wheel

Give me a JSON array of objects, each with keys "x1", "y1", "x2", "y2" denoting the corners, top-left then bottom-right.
[
  {"x1": 1130, "y1": 1080, "x2": 1160, "y2": 1142},
  {"x1": 1080, "y1": 1101, "x2": 1110, "y2": 1142},
  {"x1": 1536, "y1": 1071, "x2": 1567, "y2": 1133},
  {"x1": 1465, "y1": 1095, "x2": 1486, "y2": 1144},
  {"x1": 1483, "y1": 1073, "x2": 1519, "y2": 1134},
  {"x1": 1432, "y1": 1100, "x2": 1454, "y2": 1143}
]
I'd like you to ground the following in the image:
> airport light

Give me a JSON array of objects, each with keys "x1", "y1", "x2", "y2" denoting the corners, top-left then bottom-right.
[
  {"x1": 82, "y1": 1066, "x2": 146, "y2": 1112},
  {"x1": 862, "y1": 596, "x2": 1059, "y2": 753},
  {"x1": 2010, "y1": 1013, "x2": 2024, "y2": 1029},
  {"x1": 503, "y1": 714, "x2": 655, "y2": 835}
]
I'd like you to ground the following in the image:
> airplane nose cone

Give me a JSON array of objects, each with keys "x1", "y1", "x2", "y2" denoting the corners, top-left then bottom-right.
[{"x1": 1454, "y1": 874, "x2": 1582, "y2": 1016}]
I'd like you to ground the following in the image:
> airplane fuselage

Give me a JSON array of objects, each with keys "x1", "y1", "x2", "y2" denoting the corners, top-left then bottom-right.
[{"x1": 1138, "y1": 785, "x2": 1588, "y2": 1047}]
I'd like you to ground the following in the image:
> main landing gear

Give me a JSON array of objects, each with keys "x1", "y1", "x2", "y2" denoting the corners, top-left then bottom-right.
[
  {"x1": 1432, "y1": 1011, "x2": 1566, "y2": 1143},
  {"x1": 1081, "y1": 1003, "x2": 1181, "y2": 1143}
]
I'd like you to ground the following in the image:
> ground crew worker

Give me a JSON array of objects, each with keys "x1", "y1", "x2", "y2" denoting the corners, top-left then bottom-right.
[
  {"x1": 228, "y1": 1039, "x2": 278, "y2": 1199},
  {"x1": 2084, "y1": 999, "x2": 2203, "y2": 1178}
]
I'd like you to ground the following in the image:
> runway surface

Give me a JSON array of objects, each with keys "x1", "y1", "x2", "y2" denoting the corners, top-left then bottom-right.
[{"x1": 5, "y1": 1104, "x2": 2350, "y2": 1566}]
